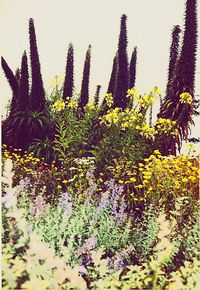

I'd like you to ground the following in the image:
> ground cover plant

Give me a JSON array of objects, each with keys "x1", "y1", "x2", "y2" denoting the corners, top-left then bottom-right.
[{"x1": 1, "y1": 0, "x2": 200, "y2": 288}]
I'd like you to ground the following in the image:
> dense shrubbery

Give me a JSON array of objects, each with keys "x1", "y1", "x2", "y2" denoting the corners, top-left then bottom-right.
[
  {"x1": 2, "y1": 2, "x2": 199, "y2": 286},
  {"x1": 2, "y1": 122, "x2": 200, "y2": 289},
  {"x1": 2, "y1": 79, "x2": 200, "y2": 289}
]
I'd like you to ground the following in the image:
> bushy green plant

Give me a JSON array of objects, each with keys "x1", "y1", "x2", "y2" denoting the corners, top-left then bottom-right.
[
  {"x1": 2, "y1": 159, "x2": 87, "y2": 290},
  {"x1": 2, "y1": 157, "x2": 200, "y2": 289},
  {"x1": 23, "y1": 191, "x2": 131, "y2": 265},
  {"x1": 91, "y1": 213, "x2": 200, "y2": 290},
  {"x1": 53, "y1": 104, "x2": 89, "y2": 160},
  {"x1": 28, "y1": 136, "x2": 58, "y2": 163}
]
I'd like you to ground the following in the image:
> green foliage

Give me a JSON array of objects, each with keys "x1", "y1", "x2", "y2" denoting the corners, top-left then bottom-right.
[
  {"x1": 28, "y1": 137, "x2": 57, "y2": 163},
  {"x1": 2, "y1": 160, "x2": 87, "y2": 290},
  {"x1": 2, "y1": 157, "x2": 200, "y2": 289},
  {"x1": 53, "y1": 110, "x2": 89, "y2": 164},
  {"x1": 130, "y1": 206, "x2": 159, "y2": 262}
]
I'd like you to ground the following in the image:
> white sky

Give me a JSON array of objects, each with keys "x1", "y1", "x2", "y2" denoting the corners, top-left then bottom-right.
[{"x1": 0, "y1": 0, "x2": 199, "y2": 146}]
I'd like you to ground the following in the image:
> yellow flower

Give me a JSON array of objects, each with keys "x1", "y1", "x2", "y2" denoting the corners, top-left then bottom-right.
[
  {"x1": 85, "y1": 102, "x2": 97, "y2": 111},
  {"x1": 182, "y1": 177, "x2": 188, "y2": 183},
  {"x1": 180, "y1": 92, "x2": 192, "y2": 104},
  {"x1": 119, "y1": 180, "x2": 124, "y2": 184},
  {"x1": 154, "y1": 150, "x2": 161, "y2": 155},
  {"x1": 67, "y1": 100, "x2": 78, "y2": 109},
  {"x1": 104, "y1": 93, "x2": 114, "y2": 107},
  {"x1": 130, "y1": 177, "x2": 136, "y2": 182},
  {"x1": 143, "y1": 180, "x2": 149, "y2": 185},
  {"x1": 174, "y1": 180, "x2": 180, "y2": 188},
  {"x1": 53, "y1": 100, "x2": 65, "y2": 112},
  {"x1": 188, "y1": 176, "x2": 196, "y2": 182},
  {"x1": 57, "y1": 185, "x2": 62, "y2": 189},
  {"x1": 126, "y1": 87, "x2": 140, "y2": 100},
  {"x1": 62, "y1": 180, "x2": 68, "y2": 184}
]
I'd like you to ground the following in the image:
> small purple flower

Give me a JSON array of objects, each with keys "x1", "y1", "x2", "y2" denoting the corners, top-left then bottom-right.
[
  {"x1": 117, "y1": 260, "x2": 125, "y2": 270},
  {"x1": 79, "y1": 265, "x2": 87, "y2": 274},
  {"x1": 2, "y1": 189, "x2": 15, "y2": 209},
  {"x1": 105, "y1": 180, "x2": 124, "y2": 197},
  {"x1": 109, "y1": 254, "x2": 125, "y2": 271},
  {"x1": 113, "y1": 199, "x2": 127, "y2": 223},
  {"x1": 58, "y1": 192, "x2": 72, "y2": 216},
  {"x1": 19, "y1": 178, "x2": 31, "y2": 189},
  {"x1": 82, "y1": 255, "x2": 92, "y2": 266}
]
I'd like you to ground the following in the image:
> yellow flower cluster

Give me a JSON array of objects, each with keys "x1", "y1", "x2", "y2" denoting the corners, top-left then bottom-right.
[
  {"x1": 155, "y1": 118, "x2": 178, "y2": 136},
  {"x1": 66, "y1": 99, "x2": 78, "y2": 109},
  {"x1": 140, "y1": 124, "x2": 155, "y2": 140},
  {"x1": 180, "y1": 92, "x2": 192, "y2": 104},
  {"x1": 104, "y1": 93, "x2": 114, "y2": 108},
  {"x1": 100, "y1": 107, "x2": 143, "y2": 129},
  {"x1": 100, "y1": 108, "x2": 121, "y2": 126},
  {"x1": 138, "y1": 94, "x2": 154, "y2": 107},
  {"x1": 126, "y1": 87, "x2": 140, "y2": 100},
  {"x1": 127, "y1": 86, "x2": 161, "y2": 107},
  {"x1": 100, "y1": 106, "x2": 155, "y2": 141},
  {"x1": 136, "y1": 151, "x2": 199, "y2": 199},
  {"x1": 53, "y1": 100, "x2": 65, "y2": 112},
  {"x1": 85, "y1": 102, "x2": 97, "y2": 111},
  {"x1": 2, "y1": 145, "x2": 41, "y2": 175},
  {"x1": 121, "y1": 109, "x2": 142, "y2": 130}
]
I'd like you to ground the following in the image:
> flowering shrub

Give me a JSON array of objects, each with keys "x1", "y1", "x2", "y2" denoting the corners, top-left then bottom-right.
[
  {"x1": 135, "y1": 151, "x2": 199, "y2": 205},
  {"x1": 2, "y1": 160, "x2": 87, "y2": 290},
  {"x1": 2, "y1": 84, "x2": 200, "y2": 289},
  {"x1": 2, "y1": 158, "x2": 199, "y2": 289}
]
